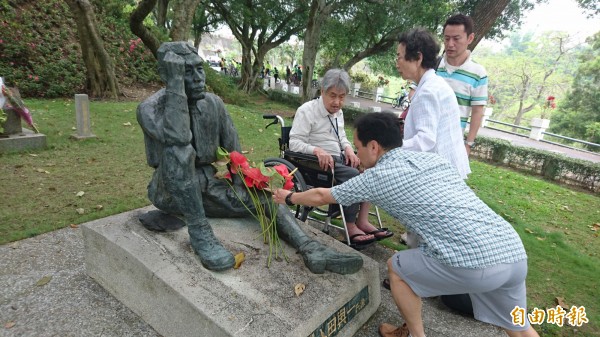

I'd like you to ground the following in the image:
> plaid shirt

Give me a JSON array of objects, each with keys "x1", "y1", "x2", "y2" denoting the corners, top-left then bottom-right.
[{"x1": 331, "y1": 148, "x2": 527, "y2": 269}]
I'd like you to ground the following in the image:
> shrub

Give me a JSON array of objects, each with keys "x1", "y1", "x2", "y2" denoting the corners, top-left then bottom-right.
[
  {"x1": 0, "y1": 0, "x2": 158, "y2": 98},
  {"x1": 472, "y1": 136, "x2": 600, "y2": 193},
  {"x1": 204, "y1": 66, "x2": 250, "y2": 106}
]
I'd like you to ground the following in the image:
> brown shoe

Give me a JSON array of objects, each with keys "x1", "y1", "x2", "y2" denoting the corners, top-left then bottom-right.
[{"x1": 378, "y1": 322, "x2": 410, "y2": 337}]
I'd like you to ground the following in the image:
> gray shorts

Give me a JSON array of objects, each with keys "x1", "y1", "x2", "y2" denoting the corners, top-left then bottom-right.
[{"x1": 390, "y1": 249, "x2": 530, "y2": 331}]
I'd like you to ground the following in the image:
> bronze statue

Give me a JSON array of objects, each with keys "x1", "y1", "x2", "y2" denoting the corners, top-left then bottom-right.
[{"x1": 136, "y1": 42, "x2": 362, "y2": 274}]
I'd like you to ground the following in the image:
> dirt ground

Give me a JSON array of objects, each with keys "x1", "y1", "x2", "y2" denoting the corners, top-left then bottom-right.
[{"x1": 119, "y1": 83, "x2": 163, "y2": 102}]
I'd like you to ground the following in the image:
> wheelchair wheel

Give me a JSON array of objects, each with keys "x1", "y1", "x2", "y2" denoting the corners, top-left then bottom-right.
[{"x1": 263, "y1": 157, "x2": 310, "y2": 222}]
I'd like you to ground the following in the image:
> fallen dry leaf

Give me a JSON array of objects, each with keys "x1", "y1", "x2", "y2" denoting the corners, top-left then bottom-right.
[
  {"x1": 36, "y1": 275, "x2": 52, "y2": 287},
  {"x1": 525, "y1": 228, "x2": 534, "y2": 234},
  {"x1": 233, "y1": 252, "x2": 245, "y2": 269},
  {"x1": 29, "y1": 153, "x2": 37, "y2": 157},
  {"x1": 76, "y1": 208, "x2": 85, "y2": 215},
  {"x1": 561, "y1": 205, "x2": 572, "y2": 212},
  {"x1": 591, "y1": 223, "x2": 600, "y2": 231},
  {"x1": 4, "y1": 321, "x2": 15, "y2": 329},
  {"x1": 122, "y1": 122, "x2": 132, "y2": 126},
  {"x1": 70, "y1": 224, "x2": 79, "y2": 229},
  {"x1": 295, "y1": 283, "x2": 306, "y2": 297},
  {"x1": 536, "y1": 237, "x2": 546, "y2": 241},
  {"x1": 555, "y1": 297, "x2": 568, "y2": 309},
  {"x1": 95, "y1": 205, "x2": 103, "y2": 210},
  {"x1": 76, "y1": 191, "x2": 85, "y2": 197}
]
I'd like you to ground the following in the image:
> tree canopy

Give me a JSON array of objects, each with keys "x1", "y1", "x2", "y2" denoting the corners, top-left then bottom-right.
[{"x1": 549, "y1": 32, "x2": 600, "y2": 147}]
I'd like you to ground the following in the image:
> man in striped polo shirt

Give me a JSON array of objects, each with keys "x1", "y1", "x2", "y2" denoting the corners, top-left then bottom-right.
[{"x1": 437, "y1": 14, "x2": 488, "y2": 156}]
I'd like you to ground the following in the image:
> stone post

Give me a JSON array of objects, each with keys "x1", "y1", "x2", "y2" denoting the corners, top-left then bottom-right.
[
  {"x1": 291, "y1": 86, "x2": 300, "y2": 95},
  {"x1": 369, "y1": 106, "x2": 381, "y2": 113},
  {"x1": 374, "y1": 87, "x2": 384, "y2": 102},
  {"x1": 529, "y1": 118, "x2": 550, "y2": 141},
  {"x1": 281, "y1": 83, "x2": 288, "y2": 92},
  {"x1": 481, "y1": 108, "x2": 493, "y2": 128},
  {"x1": 72, "y1": 94, "x2": 96, "y2": 140},
  {"x1": 352, "y1": 83, "x2": 361, "y2": 97}
]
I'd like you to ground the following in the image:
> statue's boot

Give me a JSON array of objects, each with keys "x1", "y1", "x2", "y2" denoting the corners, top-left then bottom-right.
[
  {"x1": 187, "y1": 218, "x2": 235, "y2": 271},
  {"x1": 275, "y1": 205, "x2": 363, "y2": 275}
]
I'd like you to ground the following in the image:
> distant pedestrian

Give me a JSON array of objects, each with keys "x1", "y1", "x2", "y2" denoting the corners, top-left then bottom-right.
[
  {"x1": 286, "y1": 66, "x2": 291, "y2": 84},
  {"x1": 273, "y1": 67, "x2": 279, "y2": 83}
]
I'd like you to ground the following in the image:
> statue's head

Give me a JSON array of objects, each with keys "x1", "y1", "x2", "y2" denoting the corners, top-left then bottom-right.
[{"x1": 157, "y1": 42, "x2": 206, "y2": 100}]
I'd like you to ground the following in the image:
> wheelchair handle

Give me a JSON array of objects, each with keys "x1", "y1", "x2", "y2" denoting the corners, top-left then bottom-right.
[{"x1": 262, "y1": 114, "x2": 285, "y2": 128}]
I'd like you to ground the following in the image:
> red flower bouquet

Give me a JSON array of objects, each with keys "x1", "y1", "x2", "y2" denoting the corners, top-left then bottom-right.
[{"x1": 213, "y1": 147, "x2": 295, "y2": 266}]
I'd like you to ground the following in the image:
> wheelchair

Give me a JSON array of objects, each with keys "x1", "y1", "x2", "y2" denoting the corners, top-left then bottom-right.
[{"x1": 262, "y1": 114, "x2": 384, "y2": 250}]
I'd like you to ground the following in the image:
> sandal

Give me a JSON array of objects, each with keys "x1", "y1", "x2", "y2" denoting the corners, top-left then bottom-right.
[
  {"x1": 366, "y1": 228, "x2": 394, "y2": 241},
  {"x1": 382, "y1": 278, "x2": 390, "y2": 290},
  {"x1": 343, "y1": 233, "x2": 376, "y2": 246}
]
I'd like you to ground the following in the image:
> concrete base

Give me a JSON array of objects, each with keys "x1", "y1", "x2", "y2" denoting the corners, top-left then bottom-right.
[
  {"x1": 0, "y1": 128, "x2": 46, "y2": 153},
  {"x1": 81, "y1": 206, "x2": 380, "y2": 337},
  {"x1": 70, "y1": 133, "x2": 97, "y2": 140}
]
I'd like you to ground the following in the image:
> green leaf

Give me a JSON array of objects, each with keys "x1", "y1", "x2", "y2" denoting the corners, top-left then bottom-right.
[
  {"x1": 36, "y1": 275, "x2": 52, "y2": 286},
  {"x1": 258, "y1": 162, "x2": 276, "y2": 177},
  {"x1": 216, "y1": 146, "x2": 230, "y2": 160}
]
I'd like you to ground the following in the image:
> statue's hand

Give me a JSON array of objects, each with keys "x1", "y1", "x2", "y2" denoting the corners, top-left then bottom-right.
[{"x1": 163, "y1": 51, "x2": 185, "y2": 95}]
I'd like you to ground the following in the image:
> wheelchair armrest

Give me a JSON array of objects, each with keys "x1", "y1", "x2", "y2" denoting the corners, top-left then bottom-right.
[{"x1": 283, "y1": 150, "x2": 334, "y2": 188}]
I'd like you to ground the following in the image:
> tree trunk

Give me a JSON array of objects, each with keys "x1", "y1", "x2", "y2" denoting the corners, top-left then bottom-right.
[
  {"x1": 301, "y1": 0, "x2": 333, "y2": 102},
  {"x1": 157, "y1": 0, "x2": 169, "y2": 30},
  {"x1": 468, "y1": 0, "x2": 511, "y2": 50},
  {"x1": 169, "y1": 0, "x2": 203, "y2": 41},
  {"x1": 513, "y1": 75, "x2": 530, "y2": 127},
  {"x1": 65, "y1": 0, "x2": 119, "y2": 99},
  {"x1": 130, "y1": 0, "x2": 162, "y2": 58}
]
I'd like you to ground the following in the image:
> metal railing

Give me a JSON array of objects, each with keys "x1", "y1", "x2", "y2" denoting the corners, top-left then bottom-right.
[
  {"x1": 485, "y1": 119, "x2": 600, "y2": 154},
  {"x1": 540, "y1": 131, "x2": 600, "y2": 154},
  {"x1": 485, "y1": 119, "x2": 531, "y2": 137}
]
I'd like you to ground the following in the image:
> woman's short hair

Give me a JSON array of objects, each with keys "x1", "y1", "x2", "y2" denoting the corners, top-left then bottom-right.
[
  {"x1": 321, "y1": 68, "x2": 351, "y2": 93},
  {"x1": 397, "y1": 28, "x2": 440, "y2": 70}
]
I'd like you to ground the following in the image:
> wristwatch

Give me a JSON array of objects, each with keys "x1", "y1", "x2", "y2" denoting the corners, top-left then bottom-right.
[
  {"x1": 464, "y1": 140, "x2": 476, "y2": 147},
  {"x1": 285, "y1": 192, "x2": 295, "y2": 206}
]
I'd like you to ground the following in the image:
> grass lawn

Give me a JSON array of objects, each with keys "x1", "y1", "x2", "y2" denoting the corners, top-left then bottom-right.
[{"x1": 1, "y1": 97, "x2": 598, "y2": 336}]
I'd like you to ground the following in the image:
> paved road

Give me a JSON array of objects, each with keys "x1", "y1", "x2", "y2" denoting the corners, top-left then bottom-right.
[{"x1": 344, "y1": 95, "x2": 600, "y2": 164}]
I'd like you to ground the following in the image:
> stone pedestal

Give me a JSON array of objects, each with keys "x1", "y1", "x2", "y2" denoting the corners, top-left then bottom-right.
[
  {"x1": 0, "y1": 108, "x2": 47, "y2": 154},
  {"x1": 82, "y1": 206, "x2": 380, "y2": 337},
  {"x1": 350, "y1": 102, "x2": 360, "y2": 108},
  {"x1": 369, "y1": 106, "x2": 381, "y2": 113},
  {"x1": 529, "y1": 118, "x2": 550, "y2": 141},
  {"x1": 2, "y1": 108, "x2": 22, "y2": 134},
  {"x1": 291, "y1": 86, "x2": 300, "y2": 95}
]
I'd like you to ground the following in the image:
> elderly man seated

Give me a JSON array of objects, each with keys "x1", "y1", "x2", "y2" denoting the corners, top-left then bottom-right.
[{"x1": 288, "y1": 68, "x2": 393, "y2": 246}]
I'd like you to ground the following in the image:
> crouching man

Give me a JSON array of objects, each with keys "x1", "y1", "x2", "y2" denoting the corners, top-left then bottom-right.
[{"x1": 273, "y1": 112, "x2": 539, "y2": 337}]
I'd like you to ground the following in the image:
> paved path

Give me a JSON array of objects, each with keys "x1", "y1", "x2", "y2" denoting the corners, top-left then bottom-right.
[{"x1": 344, "y1": 95, "x2": 600, "y2": 164}]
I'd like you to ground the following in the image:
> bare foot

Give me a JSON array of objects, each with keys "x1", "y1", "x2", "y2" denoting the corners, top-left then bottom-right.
[{"x1": 346, "y1": 223, "x2": 375, "y2": 243}]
